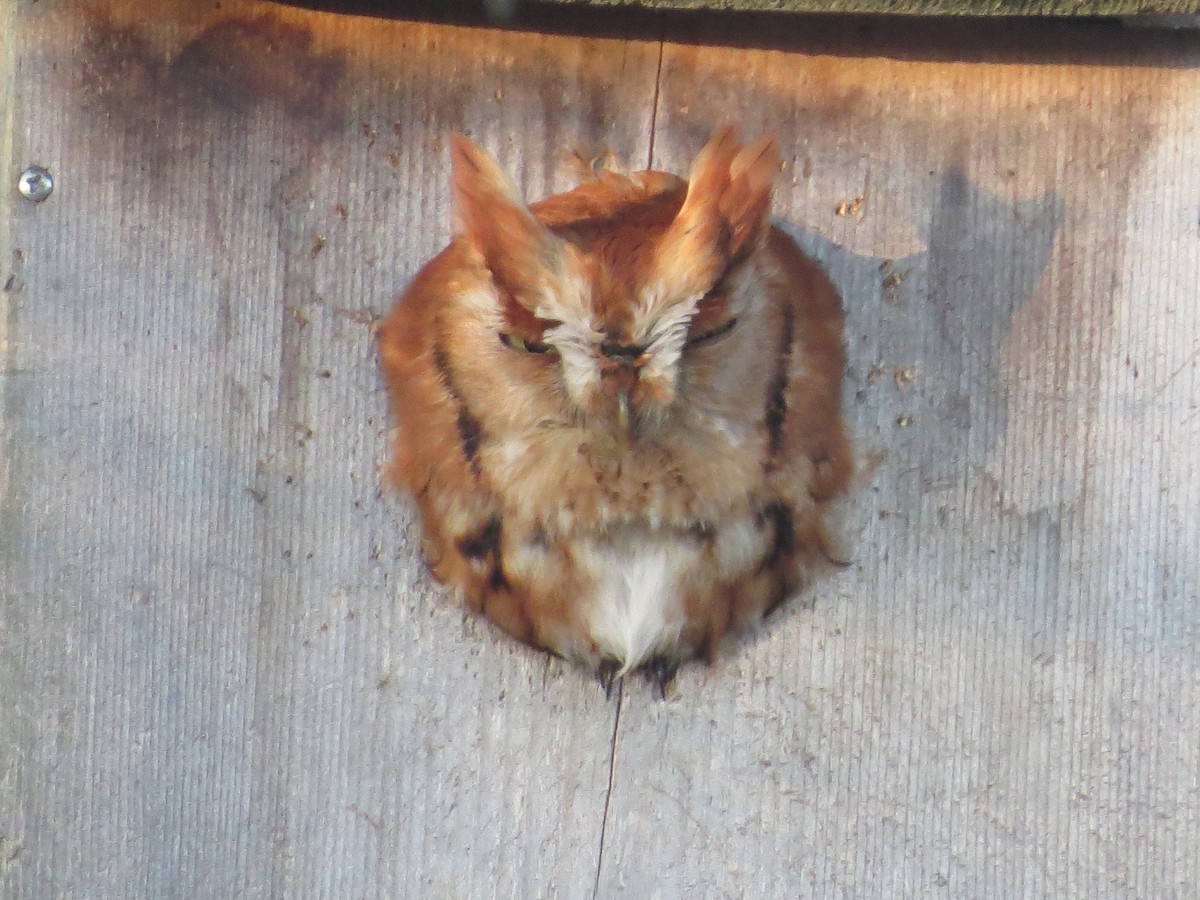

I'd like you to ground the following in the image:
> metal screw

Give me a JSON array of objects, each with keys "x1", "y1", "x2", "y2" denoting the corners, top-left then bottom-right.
[{"x1": 17, "y1": 166, "x2": 54, "y2": 203}]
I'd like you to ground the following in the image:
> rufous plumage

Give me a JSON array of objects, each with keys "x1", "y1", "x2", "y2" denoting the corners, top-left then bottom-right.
[{"x1": 378, "y1": 127, "x2": 852, "y2": 695}]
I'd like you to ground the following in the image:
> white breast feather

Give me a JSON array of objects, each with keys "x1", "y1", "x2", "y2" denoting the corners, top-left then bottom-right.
[{"x1": 579, "y1": 533, "x2": 696, "y2": 674}]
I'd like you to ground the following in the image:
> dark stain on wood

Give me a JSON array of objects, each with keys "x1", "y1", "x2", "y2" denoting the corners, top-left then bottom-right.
[
  {"x1": 79, "y1": 11, "x2": 348, "y2": 152},
  {"x1": 170, "y1": 17, "x2": 345, "y2": 117}
]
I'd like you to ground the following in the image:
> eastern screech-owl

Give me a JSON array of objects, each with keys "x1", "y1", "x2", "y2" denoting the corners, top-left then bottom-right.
[{"x1": 378, "y1": 127, "x2": 852, "y2": 695}]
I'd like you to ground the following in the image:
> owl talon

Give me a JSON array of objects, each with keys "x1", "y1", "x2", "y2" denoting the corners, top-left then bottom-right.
[
  {"x1": 641, "y1": 656, "x2": 680, "y2": 700},
  {"x1": 597, "y1": 659, "x2": 621, "y2": 700}
]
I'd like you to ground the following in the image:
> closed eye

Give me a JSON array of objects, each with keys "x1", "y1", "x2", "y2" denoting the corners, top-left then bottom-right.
[
  {"x1": 686, "y1": 317, "x2": 738, "y2": 348},
  {"x1": 500, "y1": 332, "x2": 555, "y2": 355}
]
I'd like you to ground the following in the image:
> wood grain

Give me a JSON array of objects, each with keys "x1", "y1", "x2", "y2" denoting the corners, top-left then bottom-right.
[
  {"x1": 2, "y1": 4, "x2": 1198, "y2": 899},
  {"x1": 0, "y1": 3, "x2": 658, "y2": 897},
  {"x1": 536, "y1": 0, "x2": 1200, "y2": 16},
  {"x1": 599, "y1": 20, "x2": 1200, "y2": 898}
]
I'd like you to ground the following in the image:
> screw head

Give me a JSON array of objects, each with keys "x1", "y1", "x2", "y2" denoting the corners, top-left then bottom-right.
[{"x1": 18, "y1": 166, "x2": 54, "y2": 202}]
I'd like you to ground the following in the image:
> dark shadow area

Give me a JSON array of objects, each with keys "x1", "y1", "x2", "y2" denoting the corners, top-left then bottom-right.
[
  {"x1": 278, "y1": 1, "x2": 1200, "y2": 67},
  {"x1": 785, "y1": 170, "x2": 1062, "y2": 460}
]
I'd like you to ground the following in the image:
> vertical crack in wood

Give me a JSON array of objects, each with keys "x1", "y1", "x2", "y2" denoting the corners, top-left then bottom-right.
[
  {"x1": 591, "y1": 681, "x2": 624, "y2": 900},
  {"x1": 590, "y1": 32, "x2": 666, "y2": 897},
  {"x1": 645, "y1": 31, "x2": 665, "y2": 170},
  {"x1": 591, "y1": 36, "x2": 665, "y2": 896}
]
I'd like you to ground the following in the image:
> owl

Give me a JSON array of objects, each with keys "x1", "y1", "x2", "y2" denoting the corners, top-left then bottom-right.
[{"x1": 378, "y1": 127, "x2": 852, "y2": 696}]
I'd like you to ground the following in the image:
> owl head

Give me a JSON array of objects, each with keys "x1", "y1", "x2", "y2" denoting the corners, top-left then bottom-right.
[{"x1": 448, "y1": 127, "x2": 780, "y2": 436}]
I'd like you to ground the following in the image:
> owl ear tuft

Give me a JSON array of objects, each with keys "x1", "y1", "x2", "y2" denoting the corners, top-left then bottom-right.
[
  {"x1": 662, "y1": 127, "x2": 779, "y2": 294},
  {"x1": 448, "y1": 134, "x2": 563, "y2": 308},
  {"x1": 720, "y1": 132, "x2": 779, "y2": 258}
]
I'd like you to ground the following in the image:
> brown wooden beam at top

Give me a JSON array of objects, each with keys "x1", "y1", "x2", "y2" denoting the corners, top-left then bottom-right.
[{"x1": 281, "y1": 0, "x2": 1200, "y2": 20}]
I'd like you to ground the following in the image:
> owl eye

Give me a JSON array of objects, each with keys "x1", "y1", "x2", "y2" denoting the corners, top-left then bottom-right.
[
  {"x1": 687, "y1": 317, "x2": 739, "y2": 348},
  {"x1": 500, "y1": 332, "x2": 554, "y2": 355}
]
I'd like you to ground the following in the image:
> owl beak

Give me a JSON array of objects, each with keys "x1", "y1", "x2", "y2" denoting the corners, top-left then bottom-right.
[
  {"x1": 616, "y1": 389, "x2": 632, "y2": 436},
  {"x1": 602, "y1": 358, "x2": 639, "y2": 440}
]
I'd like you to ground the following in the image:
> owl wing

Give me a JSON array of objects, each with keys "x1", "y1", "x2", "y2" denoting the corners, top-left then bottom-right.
[
  {"x1": 748, "y1": 227, "x2": 855, "y2": 591},
  {"x1": 765, "y1": 226, "x2": 854, "y2": 505},
  {"x1": 378, "y1": 248, "x2": 508, "y2": 610}
]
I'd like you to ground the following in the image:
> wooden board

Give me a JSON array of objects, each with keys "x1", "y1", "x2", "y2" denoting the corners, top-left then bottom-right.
[
  {"x1": 0, "y1": 3, "x2": 659, "y2": 897},
  {"x1": 2, "y1": 4, "x2": 1198, "y2": 898},
  {"x1": 536, "y1": 0, "x2": 1200, "y2": 17},
  {"x1": 601, "y1": 20, "x2": 1200, "y2": 897}
]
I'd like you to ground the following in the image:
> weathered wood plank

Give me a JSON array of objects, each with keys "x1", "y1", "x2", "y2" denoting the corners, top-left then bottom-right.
[
  {"x1": 596, "y1": 19, "x2": 1200, "y2": 899},
  {"x1": 0, "y1": 3, "x2": 660, "y2": 897},
  {"x1": 537, "y1": 0, "x2": 1200, "y2": 16},
  {"x1": 3, "y1": 5, "x2": 1199, "y2": 899}
]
